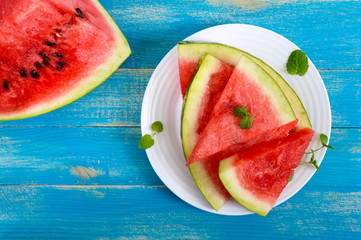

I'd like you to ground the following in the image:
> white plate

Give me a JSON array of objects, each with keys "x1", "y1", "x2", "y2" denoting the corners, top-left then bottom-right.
[{"x1": 141, "y1": 24, "x2": 331, "y2": 215}]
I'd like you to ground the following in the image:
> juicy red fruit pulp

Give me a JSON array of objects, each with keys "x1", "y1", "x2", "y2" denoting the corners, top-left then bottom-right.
[
  {"x1": 0, "y1": 0, "x2": 116, "y2": 114},
  {"x1": 233, "y1": 128, "x2": 314, "y2": 207}
]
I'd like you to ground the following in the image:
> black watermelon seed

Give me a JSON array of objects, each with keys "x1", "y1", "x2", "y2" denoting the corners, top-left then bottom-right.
[
  {"x1": 35, "y1": 62, "x2": 43, "y2": 68},
  {"x1": 75, "y1": 8, "x2": 83, "y2": 15},
  {"x1": 46, "y1": 41, "x2": 56, "y2": 46},
  {"x1": 75, "y1": 8, "x2": 84, "y2": 18},
  {"x1": 30, "y1": 70, "x2": 40, "y2": 79},
  {"x1": 3, "y1": 81, "x2": 9, "y2": 89},
  {"x1": 20, "y1": 69, "x2": 27, "y2": 78},
  {"x1": 44, "y1": 57, "x2": 50, "y2": 66},
  {"x1": 56, "y1": 61, "x2": 65, "y2": 71},
  {"x1": 38, "y1": 52, "x2": 46, "y2": 57},
  {"x1": 53, "y1": 52, "x2": 63, "y2": 57}
]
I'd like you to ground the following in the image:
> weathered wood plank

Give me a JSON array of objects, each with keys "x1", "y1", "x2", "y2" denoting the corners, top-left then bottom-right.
[
  {"x1": 0, "y1": 127, "x2": 161, "y2": 186},
  {"x1": 100, "y1": 0, "x2": 361, "y2": 70},
  {"x1": 0, "y1": 127, "x2": 352, "y2": 187},
  {"x1": 0, "y1": 185, "x2": 360, "y2": 239},
  {"x1": 0, "y1": 70, "x2": 359, "y2": 127}
]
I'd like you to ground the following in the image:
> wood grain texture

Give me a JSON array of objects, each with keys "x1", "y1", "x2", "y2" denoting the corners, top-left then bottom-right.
[
  {"x1": 0, "y1": 127, "x2": 353, "y2": 188},
  {"x1": 0, "y1": 70, "x2": 359, "y2": 127},
  {"x1": 102, "y1": 0, "x2": 361, "y2": 70},
  {"x1": 0, "y1": 185, "x2": 360, "y2": 239},
  {"x1": 1, "y1": 0, "x2": 360, "y2": 239}
]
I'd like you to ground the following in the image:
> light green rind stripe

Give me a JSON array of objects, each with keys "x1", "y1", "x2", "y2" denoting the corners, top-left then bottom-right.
[
  {"x1": 178, "y1": 42, "x2": 311, "y2": 129},
  {"x1": 181, "y1": 53, "x2": 228, "y2": 211},
  {"x1": 189, "y1": 162, "x2": 228, "y2": 211},
  {"x1": 0, "y1": 0, "x2": 131, "y2": 121},
  {"x1": 182, "y1": 53, "x2": 220, "y2": 159},
  {"x1": 219, "y1": 157, "x2": 272, "y2": 217}
]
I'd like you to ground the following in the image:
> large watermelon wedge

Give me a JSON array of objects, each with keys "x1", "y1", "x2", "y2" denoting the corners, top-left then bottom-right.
[
  {"x1": 182, "y1": 53, "x2": 233, "y2": 210},
  {"x1": 186, "y1": 55, "x2": 298, "y2": 166},
  {"x1": 178, "y1": 42, "x2": 311, "y2": 130},
  {"x1": 219, "y1": 128, "x2": 314, "y2": 216},
  {"x1": 0, "y1": 0, "x2": 131, "y2": 120}
]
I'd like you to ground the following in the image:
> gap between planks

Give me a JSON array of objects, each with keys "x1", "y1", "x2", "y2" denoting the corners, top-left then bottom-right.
[
  {"x1": 114, "y1": 68, "x2": 361, "y2": 72},
  {"x1": 0, "y1": 184, "x2": 166, "y2": 189}
]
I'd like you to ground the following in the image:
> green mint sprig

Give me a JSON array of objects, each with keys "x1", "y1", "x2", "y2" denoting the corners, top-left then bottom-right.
[
  {"x1": 233, "y1": 106, "x2": 253, "y2": 129},
  {"x1": 286, "y1": 49, "x2": 309, "y2": 76},
  {"x1": 299, "y1": 150, "x2": 320, "y2": 171},
  {"x1": 138, "y1": 121, "x2": 164, "y2": 149},
  {"x1": 300, "y1": 133, "x2": 334, "y2": 171}
]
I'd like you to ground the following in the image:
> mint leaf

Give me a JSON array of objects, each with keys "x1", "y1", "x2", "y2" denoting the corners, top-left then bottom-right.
[
  {"x1": 320, "y1": 133, "x2": 328, "y2": 146},
  {"x1": 324, "y1": 144, "x2": 335, "y2": 150},
  {"x1": 313, "y1": 161, "x2": 321, "y2": 171},
  {"x1": 138, "y1": 134, "x2": 154, "y2": 149},
  {"x1": 233, "y1": 107, "x2": 248, "y2": 118},
  {"x1": 234, "y1": 106, "x2": 253, "y2": 129},
  {"x1": 239, "y1": 115, "x2": 253, "y2": 129},
  {"x1": 151, "y1": 121, "x2": 163, "y2": 133},
  {"x1": 286, "y1": 49, "x2": 309, "y2": 76}
]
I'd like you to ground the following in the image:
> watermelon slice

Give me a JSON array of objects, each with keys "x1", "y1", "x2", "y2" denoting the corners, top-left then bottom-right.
[
  {"x1": 219, "y1": 128, "x2": 315, "y2": 216},
  {"x1": 0, "y1": 0, "x2": 131, "y2": 120},
  {"x1": 182, "y1": 53, "x2": 233, "y2": 210},
  {"x1": 186, "y1": 55, "x2": 297, "y2": 166},
  {"x1": 178, "y1": 42, "x2": 311, "y2": 130}
]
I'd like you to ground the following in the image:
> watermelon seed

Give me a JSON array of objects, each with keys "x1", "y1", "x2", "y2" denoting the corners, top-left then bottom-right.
[
  {"x1": 46, "y1": 41, "x2": 56, "y2": 46},
  {"x1": 38, "y1": 52, "x2": 50, "y2": 66},
  {"x1": 75, "y1": 8, "x2": 84, "y2": 18},
  {"x1": 53, "y1": 52, "x2": 63, "y2": 57},
  {"x1": 76, "y1": 8, "x2": 83, "y2": 15},
  {"x1": 54, "y1": 29, "x2": 62, "y2": 38},
  {"x1": 20, "y1": 69, "x2": 27, "y2": 78},
  {"x1": 56, "y1": 62, "x2": 65, "y2": 71},
  {"x1": 35, "y1": 62, "x2": 43, "y2": 68},
  {"x1": 30, "y1": 70, "x2": 40, "y2": 79},
  {"x1": 55, "y1": 32, "x2": 62, "y2": 38},
  {"x1": 43, "y1": 57, "x2": 50, "y2": 66},
  {"x1": 3, "y1": 81, "x2": 9, "y2": 90}
]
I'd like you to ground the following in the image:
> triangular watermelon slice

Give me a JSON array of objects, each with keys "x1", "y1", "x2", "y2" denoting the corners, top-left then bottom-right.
[
  {"x1": 178, "y1": 42, "x2": 311, "y2": 130},
  {"x1": 219, "y1": 127, "x2": 315, "y2": 216},
  {"x1": 182, "y1": 53, "x2": 233, "y2": 210},
  {"x1": 186, "y1": 55, "x2": 298, "y2": 166}
]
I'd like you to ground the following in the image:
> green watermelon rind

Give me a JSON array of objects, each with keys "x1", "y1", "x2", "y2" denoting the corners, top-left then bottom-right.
[
  {"x1": 219, "y1": 156, "x2": 272, "y2": 217},
  {"x1": 182, "y1": 53, "x2": 229, "y2": 211},
  {"x1": 178, "y1": 41, "x2": 311, "y2": 130},
  {"x1": 0, "y1": 0, "x2": 131, "y2": 121},
  {"x1": 189, "y1": 161, "x2": 228, "y2": 211},
  {"x1": 182, "y1": 53, "x2": 220, "y2": 159}
]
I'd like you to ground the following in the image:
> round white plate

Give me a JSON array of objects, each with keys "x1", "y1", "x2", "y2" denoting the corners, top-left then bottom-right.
[{"x1": 141, "y1": 24, "x2": 331, "y2": 215}]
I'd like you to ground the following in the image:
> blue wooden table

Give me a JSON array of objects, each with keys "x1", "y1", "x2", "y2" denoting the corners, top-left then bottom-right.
[{"x1": 1, "y1": 0, "x2": 360, "y2": 239}]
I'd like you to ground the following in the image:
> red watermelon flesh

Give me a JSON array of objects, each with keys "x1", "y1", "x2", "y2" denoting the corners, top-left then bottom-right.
[
  {"x1": 219, "y1": 127, "x2": 314, "y2": 216},
  {"x1": 182, "y1": 54, "x2": 233, "y2": 210},
  {"x1": 179, "y1": 59, "x2": 199, "y2": 97},
  {"x1": 186, "y1": 56, "x2": 297, "y2": 166},
  {"x1": 0, "y1": 0, "x2": 131, "y2": 120}
]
